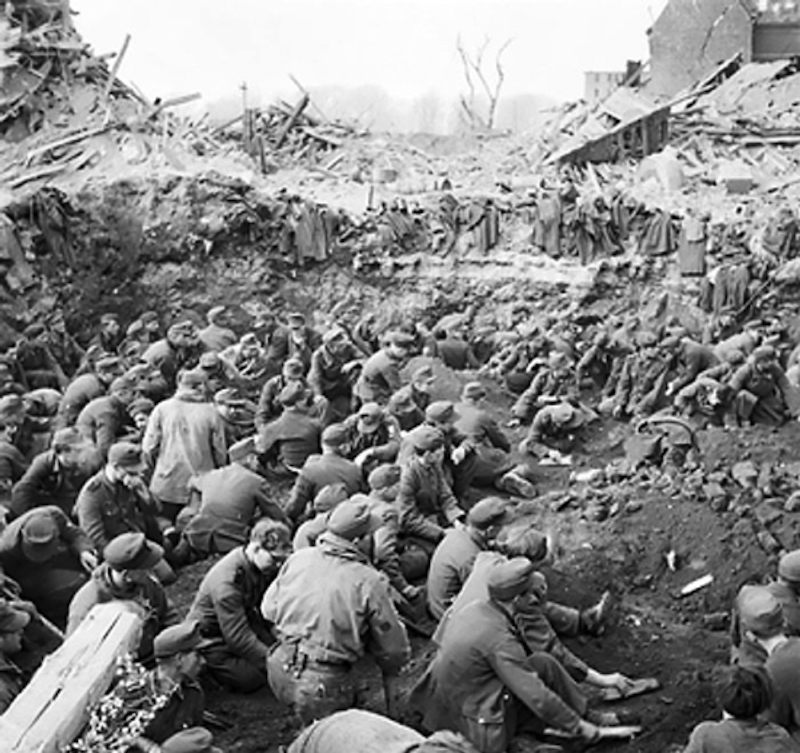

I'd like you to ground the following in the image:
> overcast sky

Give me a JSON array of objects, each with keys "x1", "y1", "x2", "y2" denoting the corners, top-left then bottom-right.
[{"x1": 71, "y1": 0, "x2": 669, "y2": 108}]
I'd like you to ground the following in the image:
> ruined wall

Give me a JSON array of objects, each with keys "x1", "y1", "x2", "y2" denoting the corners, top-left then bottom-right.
[{"x1": 648, "y1": 0, "x2": 754, "y2": 98}]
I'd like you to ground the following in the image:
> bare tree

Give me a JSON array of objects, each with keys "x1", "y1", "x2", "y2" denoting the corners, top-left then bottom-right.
[{"x1": 456, "y1": 35, "x2": 513, "y2": 131}]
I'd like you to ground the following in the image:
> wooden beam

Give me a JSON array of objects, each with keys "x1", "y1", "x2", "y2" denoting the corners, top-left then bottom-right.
[
  {"x1": 101, "y1": 33, "x2": 131, "y2": 106},
  {"x1": 0, "y1": 602, "x2": 143, "y2": 753},
  {"x1": 275, "y1": 93, "x2": 310, "y2": 147}
]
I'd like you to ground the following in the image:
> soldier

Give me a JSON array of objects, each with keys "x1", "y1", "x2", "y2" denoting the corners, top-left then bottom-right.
[
  {"x1": 75, "y1": 375, "x2": 137, "y2": 458},
  {"x1": 180, "y1": 437, "x2": 288, "y2": 558},
  {"x1": 74, "y1": 441, "x2": 163, "y2": 555},
  {"x1": 255, "y1": 383, "x2": 322, "y2": 477},
  {"x1": 307, "y1": 326, "x2": 363, "y2": 421},
  {"x1": 0, "y1": 601, "x2": 30, "y2": 712},
  {"x1": 263, "y1": 498, "x2": 410, "y2": 723},
  {"x1": 198, "y1": 306, "x2": 237, "y2": 353},
  {"x1": 387, "y1": 364, "x2": 436, "y2": 432},
  {"x1": 67, "y1": 532, "x2": 178, "y2": 665},
  {"x1": 0, "y1": 506, "x2": 96, "y2": 628},
  {"x1": 142, "y1": 321, "x2": 201, "y2": 391},
  {"x1": 188, "y1": 518, "x2": 292, "y2": 693},
  {"x1": 728, "y1": 346, "x2": 800, "y2": 426},
  {"x1": 341, "y1": 402, "x2": 401, "y2": 474},
  {"x1": 143, "y1": 370, "x2": 227, "y2": 522},
  {"x1": 411, "y1": 558, "x2": 617, "y2": 753},
  {"x1": 90, "y1": 313, "x2": 124, "y2": 354},
  {"x1": 284, "y1": 423, "x2": 363, "y2": 525},
  {"x1": 255, "y1": 358, "x2": 310, "y2": 431},
  {"x1": 354, "y1": 331, "x2": 414, "y2": 406},
  {"x1": 56, "y1": 355, "x2": 123, "y2": 429}
]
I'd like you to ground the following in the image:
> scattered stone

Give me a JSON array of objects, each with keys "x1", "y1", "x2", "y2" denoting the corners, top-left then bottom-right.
[
  {"x1": 754, "y1": 503, "x2": 782, "y2": 528},
  {"x1": 757, "y1": 530, "x2": 782, "y2": 554},
  {"x1": 785, "y1": 491, "x2": 800, "y2": 512},
  {"x1": 702, "y1": 612, "x2": 729, "y2": 631},
  {"x1": 625, "y1": 499, "x2": 644, "y2": 515},
  {"x1": 731, "y1": 461, "x2": 758, "y2": 488}
]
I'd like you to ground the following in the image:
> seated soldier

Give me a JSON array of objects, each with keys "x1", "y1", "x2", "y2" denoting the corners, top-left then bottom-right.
[
  {"x1": 341, "y1": 402, "x2": 400, "y2": 475},
  {"x1": 0, "y1": 506, "x2": 97, "y2": 629},
  {"x1": 112, "y1": 622, "x2": 212, "y2": 750},
  {"x1": 187, "y1": 519, "x2": 292, "y2": 693},
  {"x1": 255, "y1": 383, "x2": 322, "y2": 477},
  {"x1": 0, "y1": 601, "x2": 30, "y2": 713},
  {"x1": 520, "y1": 402, "x2": 594, "y2": 462},
  {"x1": 67, "y1": 532, "x2": 179, "y2": 666},
  {"x1": 397, "y1": 426, "x2": 464, "y2": 564},
  {"x1": 293, "y1": 484, "x2": 349, "y2": 550},
  {"x1": 0, "y1": 416, "x2": 27, "y2": 518},
  {"x1": 411, "y1": 558, "x2": 629, "y2": 753},
  {"x1": 12, "y1": 427, "x2": 102, "y2": 518},
  {"x1": 728, "y1": 346, "x2": 800, "y2": 427},
  {"x1": 387, "y1": 364, "x2": 436, "y2": 432},
  {"x1": 683, "y1": 664, "x2": 796, "y2": 753},
  {"x1": 179, "y1": 437, "x2": 287, "y2": 560},
  {"x1": 284, "y1": 423, "x2": 363, "y2": 525}
]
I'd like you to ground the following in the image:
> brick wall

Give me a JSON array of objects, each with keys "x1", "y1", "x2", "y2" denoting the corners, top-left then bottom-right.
[{"x1": 648, "y1": 0, "x2": 753, "y2": 98}]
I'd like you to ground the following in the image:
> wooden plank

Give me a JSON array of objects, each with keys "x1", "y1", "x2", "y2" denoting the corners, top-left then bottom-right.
[
  {"x1": 25, "y1": 124, "x2": 112, "y2": 165},
  {"x1": 0, "y1": 602, "x2": 143, "y2": 753},
  {"x1": 101, "y1": 34, "x2": 132, "y2": 107},
  {"x1": 275, "y1": 93, "x2": 310, "y2": 147}
]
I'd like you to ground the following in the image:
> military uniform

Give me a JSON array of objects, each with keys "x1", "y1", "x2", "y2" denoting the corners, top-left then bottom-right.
[
  {"x1": 354, "y1": 349, "x2": 403, "y2": 405},
  {"x1": 427, "y1": 526, "x2": 485, "y2": 620},
  {"x1": 263, "y1": 530, "x2": 409, "y2": 723},
  {"x1": 67, "y1": 563, "x2": 178, "y2": 664},
  {"x1": 0, "y1": 654, "x2": 23, "y2": 713},
  {"x1": 397, "y1": 456, "x2": 462, "y2": 545},
  {"x1": 198, "y1": 323, "x2": 237, "y2": 353},
  {"x1": 187, "y1": 547, "x2": 276, "y2": 692},
  {"x1": 683, "y1": 718, "x2": 797, "y2": 753},
  {"x1": 256, "y1": 408, "x2": 322, "y2": 472},
  {"x1": 182, "y1": 463, "x2": 287, "y2": 555},
  {"x1": 0, "y1": 506, "x2": 94, "y2": 628},
  {"x1": 74, "y1": 469, "x2": 162, "y2": 552},
  {"x1": 56, "y1": 373, "x2": 105, "y2": 428},
  {"x1": 285, "y1": 452, "x2": 363, "y2": 524},
  {"x1": 75, "y1": 394, "x2": 135, "y2": 458},
  {"x1": 11, "y1": 448, "x2": 100, "y2": 518}
]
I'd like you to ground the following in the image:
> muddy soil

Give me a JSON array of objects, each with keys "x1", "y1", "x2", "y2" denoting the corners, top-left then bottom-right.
[{"x1": 164, "y1": 366, "x2": 800, "y2": 753}]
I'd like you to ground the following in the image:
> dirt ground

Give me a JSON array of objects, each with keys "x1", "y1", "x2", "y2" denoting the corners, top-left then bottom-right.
[{"x1": 166, "y1": 368, "x2": 800, "y2": 753}]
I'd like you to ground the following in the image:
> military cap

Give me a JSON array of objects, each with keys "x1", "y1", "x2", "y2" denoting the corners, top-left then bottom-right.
[
  {"x1": 387, "y1": 330, "x2": 415, "y2": 349},
  {"x1": 23, "y1": 323, "x2": 46, "y2": 339},
  {"x1": 282, "y1": 358, "x2": 305, "y2": 378},
  {"x1": 412, "y1": 364, "x2": 435, "y2": 382},
  {"x1": 357, "y1": 402, "x2": 384, "y2": 426},
  {"x1": 52, "y1": 427, "x2": 83, "y2": 450},
  {"x1": 0, "y1": 602, "x2": 30, "y2": 634},
  {"x1": 550, "y1": 403, "x2": 583, "y2": 429},
  {"x1": 737, "y1": 585, "x2": 784, "y2": 636},
  {"x1": 140, "y1": 311, "x2": 159, "y2": 325},
  {"x1": 497, "y1": 525, "x2": 549, "y2": 562},
  {"x1": 724, "y1": 349, "x2": 745, "y2": 365},
  {"x1": 390, "y1": 390, "x2": 416, "y2": 413},
  {"x1": 178, "y1": 370, "x2": 207, "y2": 390},
  {"x1": 467, "y1": 496, "x2": 511, "y2": 530},
  {"x1": 322, "y1": 326, "x2": 346, "y2": 345},
  {"x1": 368, "y1": 463, "x2": 401, "y2": 491},
  {"x1": 207, "y1": 306, "x2": 226, "y2": 323},
  {"x1": 214, "y1": 388, "x2": 245, "y2": 407},
  {"x1": 96, "y1": 355, "x2": 122, "y2": 372},
  {"x1": 100, "y1": 313, "x2": 119, "y2": 325},
  {"x1": 199, "y1": 351, "x2": 221, "y2": 369},
  {"x1": 126, "y1": 320, "x2": 144, "y2": 338},
  {"x1": 487, "y1": 557, "x2": 537, "y2": 601},
  {"x1": 778, "y1": 550, "x2": 800, "y2": 583},
  {"x1": 425, "y1": 401, "x2": 458, "y2": 424},
  {"x1": 462, "y1": 381, "x2": 488, "y2": 401},
  {"x1": 0, "y1": 394, "x2": 25, "y2": 421},
  {"x1": 287, "y1": 311, "x2": 306, "y2": 325},
  {"x1": 239, "y1": 332, "x2": 259, "y2": 346},
  {"x1": 162, "y1": 727, "x2": 222, "y2": 753},
  {"x1": 109, "y1": 376, "x2": 136, "y2": 394},
  {"x1": 104, "y1": 532, "x2": 163, "y2": 572},
  {"x1": 278, "y1": 381, "x2": 306, "y2": 407},
  {"x1": 107, "y1": 441, "x2": 145, "y2": 470},
  {"x1": 753, "y1": 345, "x2": 777, "y2": 363},
  {"x1": 326, "y1": 495, "x2": 383, "y2": 540},
  {"x1": 321, "y1": 423, "x2": 349, "y2": 447},
  {"x1": 229, "y1": 436, "x2": 257, "y2": 463},
  {"x1": 128, "y1": 397, "x2": 155, "y2": 417},
  {"x1": 313, "y1": 483, "x2": 349, "y2": 513},
  {"x1": 20, "y1": 510, "x2": 60, "y2": 563},
  {"x1": 411, "y1": 424, "x2": 444, "y2": 452},
  {"x1": 154, "y1": 620, "x2": 204, "y2": 660}
]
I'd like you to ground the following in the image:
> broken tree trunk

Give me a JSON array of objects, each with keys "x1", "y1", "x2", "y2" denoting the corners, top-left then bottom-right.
[{"x1": 0, "y1": 602, "x2": 143, "y2": 753}]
